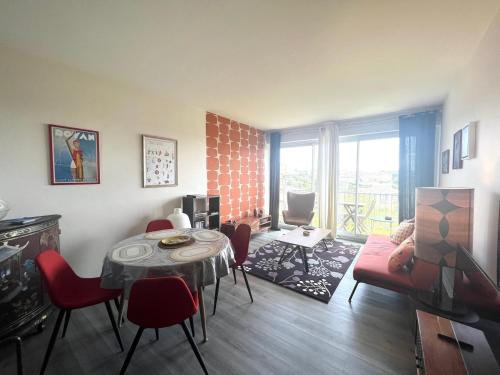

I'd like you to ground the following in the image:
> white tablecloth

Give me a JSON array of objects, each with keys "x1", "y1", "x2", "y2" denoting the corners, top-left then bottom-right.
[{"x1": 100, "y1": 228, "x2": 235, "y2": 295}]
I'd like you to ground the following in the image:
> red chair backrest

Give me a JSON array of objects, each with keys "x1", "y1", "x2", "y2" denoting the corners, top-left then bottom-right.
[
  {"x1": 35, "y1": 249, "x2": 79, "y2": 308},
  {"x1": 220, "y1": 223, "x2": 235, "y2": 239},
  {"x1": 231, "y1": 224, "x2": 251, "y2": 267},
  {"x1": 146, "y1": 219, "x2": 173, "y2": 232},
  {"x1": 127, "y1": 277, "x2": 198, "y2": 328}
]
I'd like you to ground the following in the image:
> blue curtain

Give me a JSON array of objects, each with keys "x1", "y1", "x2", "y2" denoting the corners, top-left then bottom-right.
[
  {"x1": 269, "y1": 132, "x2": 281, "y2": 230},
  {"x1": 399, "y1": 111, "x2": 438, "y2": 222}
]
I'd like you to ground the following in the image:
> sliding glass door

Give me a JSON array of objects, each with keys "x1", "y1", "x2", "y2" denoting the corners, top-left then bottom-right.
[
  {"x1": 279, "y1": 142, "x2": 319, "y2": 227},
  {"x1": 337, "y1": 134, "x2": 399, "y2": 241}
]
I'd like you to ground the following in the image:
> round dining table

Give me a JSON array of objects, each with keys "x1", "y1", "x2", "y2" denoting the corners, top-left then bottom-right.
[{"x1": 100, "y1": 228, "x2": 235, "y2": 342}]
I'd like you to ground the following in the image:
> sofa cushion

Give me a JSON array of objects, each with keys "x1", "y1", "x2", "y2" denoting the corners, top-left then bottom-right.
[
  {"x1": 388, "y1": 236, "x2": 415, "y2": 272},
  {"x1": 390, "y1": 220, "x2": 414, "y2": 245},
  {"x1": 353, "y1": 235, "x2": 413, "y2": 290},
  {"x1": 282, "y1": 214, "x2": 311, "y2": 226}
]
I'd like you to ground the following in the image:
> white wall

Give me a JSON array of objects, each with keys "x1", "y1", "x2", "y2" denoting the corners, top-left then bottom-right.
[
  {"x1": 0, "y1": 46, "x2": 207, "y2": 276},
  {"x1": 440, "y1": 10, "x2": 500, "y2": 282}
]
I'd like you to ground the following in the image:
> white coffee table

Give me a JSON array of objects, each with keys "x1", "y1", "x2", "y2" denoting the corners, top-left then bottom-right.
[{"x1": 277, "y1": 227, "x2": 331, "y2": 273}]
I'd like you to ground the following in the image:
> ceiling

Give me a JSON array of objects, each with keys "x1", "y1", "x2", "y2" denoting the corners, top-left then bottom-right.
[{"x1": 0, "y1": 0, "x2": 499, "y2": 129}]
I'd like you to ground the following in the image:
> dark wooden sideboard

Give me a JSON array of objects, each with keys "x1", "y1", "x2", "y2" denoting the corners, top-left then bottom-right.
[
  {"x1": 415, "y1": 310, "x2": 500, "y2": 374},
  {"x1": 0, "y1": 215, "x2": 61, "y2": 338}
]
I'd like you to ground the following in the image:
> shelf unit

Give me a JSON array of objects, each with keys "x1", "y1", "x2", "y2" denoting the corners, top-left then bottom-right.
[{"x1": 182, "y1": 195, "x2": 220, "y2": 230}]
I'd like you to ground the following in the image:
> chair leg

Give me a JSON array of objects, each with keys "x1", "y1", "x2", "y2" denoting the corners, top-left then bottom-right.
[
  {"x1": 348, "y1": 281, "x2": 360, "y2": 303},
  {"x1": 119, "y1": 327, "x2": 144, "y2": 375},
  {"x1": 61, "y1": 309, "x2": 72, "y2": 338},
  {"x1": 212, "y1": 278, "x2": 220, "y2": 316},
  {"x1": 0, "y1": 336, "x2": 24, "y2": 375},
  {"x1": 189, "y1": 316, "x2": 195, "y2": 338},
  {"x1": 232, "y1": 268, "x2": 237, "y2": 284},
  {"x1": 180, "y1": 322, "x2": 209, "y2": 375},
  {"x1": 40, "y1": 309, "x2": 65, "y2": 375},
  {"x1": 241, "y1": 268, "x2": 254, "y2": 303},
  {"x1": 114, "y1": 297, "x2": 125, "y2": 324},
  {"x1": 155, "y1": 328, "x2": 159, "y2": 341},
  {"x1": 104, "y1": 301, "x2": 124, "y2": 351},
  {"x1": 15, "y1": 336, "x2": 23, "y2": 375}
]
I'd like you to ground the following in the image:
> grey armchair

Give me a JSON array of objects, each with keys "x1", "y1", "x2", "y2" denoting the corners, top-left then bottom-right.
[{"x1": 282, "y1": 191, "x2": 315, "y2": 226}]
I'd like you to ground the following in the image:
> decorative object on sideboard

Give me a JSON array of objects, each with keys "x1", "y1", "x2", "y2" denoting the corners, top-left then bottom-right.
[
  {"x1": 441, "y1": 149, "x2": 450, "y2": 174},
  {"x1": 142, "y1": 135, "x2": 177, "y2": 187},
  {"x1": 0, "y1": 199, "x2": 10, "y2": 220},
  {"x1": 415, "y1": 188, "x2": 473, "y2": 268},
  {"x1": 48, "y1": 124, "x2": 100, "y2": 185},
  {"x1": 414, "y1": 188, "x2": 474, "y2": 314},
  {"x1": 452, "y1": 130, "x2": 463, "y2": 169},
  {"x1": 167, "y1": 208, "x2": 191, "y2": 229},
  {"x1": 461, "y1": 122, "x2": 477, "y2": 160},
  {"x1": 0, "y1": 215, "x2": 62, "y2": 338}
]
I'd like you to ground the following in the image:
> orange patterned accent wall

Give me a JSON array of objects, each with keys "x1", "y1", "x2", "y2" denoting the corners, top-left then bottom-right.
[{"x1": 206, "y1": 112, "x2": 265, "y2": 223}]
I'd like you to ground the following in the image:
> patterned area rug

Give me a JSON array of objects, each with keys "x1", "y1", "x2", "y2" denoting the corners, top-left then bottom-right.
[{"x1": 244, "y1": 238, "x2": 359, "y2": 303}]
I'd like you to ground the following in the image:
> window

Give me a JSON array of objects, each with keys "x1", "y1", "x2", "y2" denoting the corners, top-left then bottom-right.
[
  {"x1": 337, "y1": 134, "x2": 399, "y2": 240},
  {"x1": 279, "y1": 143, "x2": 319, "y2": 226}
]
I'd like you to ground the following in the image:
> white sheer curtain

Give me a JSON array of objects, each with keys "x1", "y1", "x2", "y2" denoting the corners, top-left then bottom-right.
[{"x1": 318, "y1": 124, "x2": 339, "y2": 237}]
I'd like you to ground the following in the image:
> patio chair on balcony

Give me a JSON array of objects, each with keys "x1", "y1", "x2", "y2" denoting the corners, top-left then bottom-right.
[
  {"x1": 282, "y1": 191, "x2": 315, "y2": 227},
  {"x1": 356, "y1": 200, "x2": 376, "y2": 234}
]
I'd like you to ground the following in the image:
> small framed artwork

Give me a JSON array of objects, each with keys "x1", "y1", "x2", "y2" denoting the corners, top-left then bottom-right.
[
  {"x1": 441, "y1": 149, "x2": 450, "y2": 174},
  {"x1": 48, "y1": 124, "x2": 100, "y2": 185},
  {"x1": 452, "y1": 130, "x2": 463, "y2": 169},
  {"x1": 142, "y1": 135, "x2": 178, "y2": 187},
  {"x1": 461, "y1": 122, "x2": 477, "y2": 159}
]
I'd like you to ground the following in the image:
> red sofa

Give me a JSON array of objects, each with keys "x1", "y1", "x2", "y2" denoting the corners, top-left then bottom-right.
[{"x1": 349, "y1": 235, "x2": 500, "y2": 319}]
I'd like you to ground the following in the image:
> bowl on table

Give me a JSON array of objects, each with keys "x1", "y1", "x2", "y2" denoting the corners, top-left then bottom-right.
[{"x1": 158, "y1": 235, "x2": 194, "y2": 249}]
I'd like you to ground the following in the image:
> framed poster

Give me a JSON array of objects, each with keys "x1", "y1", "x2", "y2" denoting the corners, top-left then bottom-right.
[
  {"x1": 441, "y1": 149, "x2": 450, "y2": 174},
  {"x1": 49, "y1": 124, "x2": 100, "y2": 185},
  {"x1": 142, "y1": 135, "x2": 177, "y2": 187},
  {"x1": 461, "y1": 122, "x2": 477, "y2": 159},
  {"x1": 452, "y1": 130, "x2": 463, "y2": 169}
]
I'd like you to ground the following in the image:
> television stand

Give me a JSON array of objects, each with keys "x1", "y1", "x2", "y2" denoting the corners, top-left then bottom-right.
[{"x1": 415, "y1": 310, "x2": 499, "y2": 375}]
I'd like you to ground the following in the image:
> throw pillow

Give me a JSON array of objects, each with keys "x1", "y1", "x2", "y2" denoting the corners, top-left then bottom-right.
[
  {"x1": 388, "y1": 237, "x2": 415, "y2": 272},
  {"x1": 390, "y1": 220, "x2": 415, "y2": 245}
]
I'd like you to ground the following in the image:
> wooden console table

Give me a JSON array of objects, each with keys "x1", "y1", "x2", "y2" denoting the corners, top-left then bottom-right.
[
  {"x1": 415, "y1": 310, "x2": 500, "y2": 375},
  {"x1": 221, "y1": 215, "x2": 271, "y2": 236}
]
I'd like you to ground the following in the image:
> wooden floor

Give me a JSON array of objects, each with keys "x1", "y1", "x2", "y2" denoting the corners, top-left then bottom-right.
[{"x1": 0, "y1": 231, "x2": 473, "y2": 374}]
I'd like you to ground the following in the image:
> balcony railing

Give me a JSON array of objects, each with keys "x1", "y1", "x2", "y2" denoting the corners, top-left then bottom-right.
[{"x1": 337, "y1": 192, "x2": 398, "y2": 237}]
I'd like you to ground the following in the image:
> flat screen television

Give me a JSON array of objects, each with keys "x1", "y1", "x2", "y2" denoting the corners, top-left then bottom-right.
[
  {"x1": 456, "y1": 244, "x2": 499, "y2": 294},
  {"x1": 419, "y1": 244, "x2": 499, "y2": 316}
]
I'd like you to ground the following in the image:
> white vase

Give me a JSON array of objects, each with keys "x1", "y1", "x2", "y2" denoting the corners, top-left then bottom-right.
[{"x1": 167, "y1": 208, "x2": 191, "y2": 229}]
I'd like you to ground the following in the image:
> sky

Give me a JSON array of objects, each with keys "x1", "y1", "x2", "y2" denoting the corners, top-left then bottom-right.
[
  {"x1": 281, "y1": 137, "x2": 399, "y2": 174},
  {"x1": 340, "y1": 137, "x2": 399, "y2": 173}
]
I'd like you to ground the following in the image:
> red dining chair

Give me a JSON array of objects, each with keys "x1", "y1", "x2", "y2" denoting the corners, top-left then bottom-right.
[
  {"x1": 35, "y1": 250, "x2": 123, "y2": 375},
  {"x1": 119, "y1": 277, "x2": 209, "y2": 375},
  {"x1": 213, "y1": 224, "x2": 253, "y2": 315},
  {"x1": 146, "y1": 219, "x2": 174, "y2": 232},
  {"x1": 220, "y1": 223, "x2": 237, "y2": 283}
]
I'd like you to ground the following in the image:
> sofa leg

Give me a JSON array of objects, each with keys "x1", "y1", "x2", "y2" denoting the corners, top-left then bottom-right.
[{"x1": 348, "y1": 281, "x2": 360, "y2": 303}]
